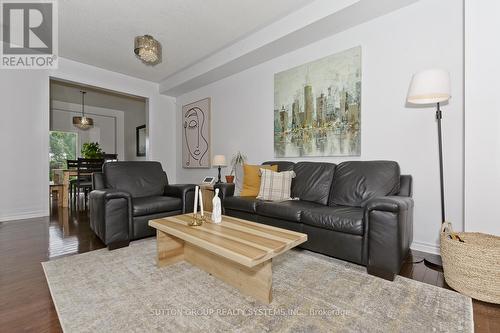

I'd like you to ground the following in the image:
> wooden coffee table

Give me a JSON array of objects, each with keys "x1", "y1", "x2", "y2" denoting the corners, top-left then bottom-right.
[{"x1": 148, "y1": 213, "x2": 307, "y2": 304}]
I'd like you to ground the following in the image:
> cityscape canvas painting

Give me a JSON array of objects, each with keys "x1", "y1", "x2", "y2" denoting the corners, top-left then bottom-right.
[{"x1": 274, "y1": 46, "x2": 361, "y2": 157}]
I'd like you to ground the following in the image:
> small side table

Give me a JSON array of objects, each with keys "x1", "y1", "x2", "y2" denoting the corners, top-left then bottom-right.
[{"x1": 199, "y1": 184, "x2": 215, "y2": 212}]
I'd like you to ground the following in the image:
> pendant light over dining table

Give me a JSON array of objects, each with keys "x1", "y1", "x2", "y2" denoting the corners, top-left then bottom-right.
[{"x1": 73, "y1": 91, "x2": 93, "y2": 130}]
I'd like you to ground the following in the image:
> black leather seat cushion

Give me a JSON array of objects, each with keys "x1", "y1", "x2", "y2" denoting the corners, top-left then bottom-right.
[
  {"x1": 330, "y1": 161, "x2": 401, "y2": 207},
  {"x1": 256, "y1": 200, "x2": 323, "y2": 222},
  {"x1": 291, "y1": 162, "x2": 336, "y2": 205},
  {"x1": 302, "y1": 205, "x2": 364, "y2": 235},
  {"x1": 224, "y1": 196, "x2": 262, "y2": 213},
  {"x1": 133, "y1": 196, "x2": 182, "y2": 217}
]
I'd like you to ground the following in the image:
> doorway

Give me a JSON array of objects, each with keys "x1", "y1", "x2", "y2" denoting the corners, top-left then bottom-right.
[{"x1": 48, "y1": 78, "x2": 148, "y2": 215}]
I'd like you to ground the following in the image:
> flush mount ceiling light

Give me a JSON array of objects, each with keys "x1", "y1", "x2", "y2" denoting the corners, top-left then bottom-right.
[
  {"x1": 73, "y1": 91, "x2": 94, "y2": 130},
  {"x1": 134, "y1": 35, "x2": 161, "y2": 64}
]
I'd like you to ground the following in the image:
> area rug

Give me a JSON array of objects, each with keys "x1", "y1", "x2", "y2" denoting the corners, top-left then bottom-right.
[{"x1": 42, "y1": 239, "x2": 473, "y2": 332}]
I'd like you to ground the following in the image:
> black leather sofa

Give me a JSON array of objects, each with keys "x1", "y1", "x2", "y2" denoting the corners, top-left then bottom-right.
[
  {"x1": 89, "y1": 161, "x2": 195, "y2": 250},
  {"x1": 215, "y1": 160, "x2": 413, "y2": 281}
]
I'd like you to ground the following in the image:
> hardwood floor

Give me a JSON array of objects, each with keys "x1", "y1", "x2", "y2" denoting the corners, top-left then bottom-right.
[
  {"x1": 400, "y1": 250, "x2": 500, "y2": 333},
  {"x1": 0, "y1": 202, "x2": 498, "y2": 332},
  {"x1": 0, "y1": 204, "x2": 104, "y2": 332}
]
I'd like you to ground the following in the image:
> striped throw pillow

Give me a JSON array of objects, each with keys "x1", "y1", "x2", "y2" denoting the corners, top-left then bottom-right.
[{"x1": 257, "y1": 169, "x2": 296, "y2": 201}]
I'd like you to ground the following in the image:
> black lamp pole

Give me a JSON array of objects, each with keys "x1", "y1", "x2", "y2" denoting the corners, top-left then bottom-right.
[
  {"x1": 425, "y1": 102, "x2": 445, "y2": 270},
  {"x1": 216, "y1": 166, "x2": 222, "y2": 184},
  {"x1": 436, "y1": 102, "x2": 446, "y2": 223}
]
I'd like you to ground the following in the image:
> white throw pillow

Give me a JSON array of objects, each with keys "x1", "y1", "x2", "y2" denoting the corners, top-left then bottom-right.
[{"x1": 257, "y1": 169, "x2": 296, "y2": 201}]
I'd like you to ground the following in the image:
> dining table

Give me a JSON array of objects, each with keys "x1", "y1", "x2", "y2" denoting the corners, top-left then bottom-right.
[{"x1": 52, "y1": 169, "x2": 92, "y2": 208}]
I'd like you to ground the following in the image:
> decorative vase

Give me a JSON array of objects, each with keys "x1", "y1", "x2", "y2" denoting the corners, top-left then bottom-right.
[
  {"x1": 212, "y1": 189, "x2": 222, "y2": 224},
  {"x1": 225, "y1": 175, "x2": 234, "y2": 183}
]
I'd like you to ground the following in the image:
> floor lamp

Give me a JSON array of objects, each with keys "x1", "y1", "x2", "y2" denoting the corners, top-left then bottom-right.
[{"x1": 407, "y1": 69, "x2": 451, "y2": 270}]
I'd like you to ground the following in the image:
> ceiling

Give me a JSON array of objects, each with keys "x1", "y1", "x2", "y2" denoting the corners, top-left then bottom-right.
[
  {"x1": 50, "y1": 80, "x2": 145, "y2": 114},
  {"x1": 58, "y1": 0, "x2": 313, "y2": 82},
  {"x1": 158, "y1": 0, "x2": 420, "y2": 96}
]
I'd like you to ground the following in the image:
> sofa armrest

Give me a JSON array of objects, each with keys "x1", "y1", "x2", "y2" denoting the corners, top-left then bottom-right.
[
  {"x1": 365, "y1": 196, "x2": 413, "y2": 213},
  {"x1": 164, "y1": 184, "x2": 196, "y2": 213},
  {"x1": 364, "y1": 196, "x2": 414, "y2": 280},
  {"x1": 214, "y1": 183, "x2": 235, "y2": 200},
  {"x1": 89, "y1": 189, "x2": 133, "y2": 249}
]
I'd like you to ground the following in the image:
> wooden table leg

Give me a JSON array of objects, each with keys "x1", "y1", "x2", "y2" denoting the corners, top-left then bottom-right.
[
  {"x1": 156, "y1": 230, "x2": 185, "y2": 267},
  {"x1": 184, "y1": 243, "x2": 273, "y2": 304},
  {"x1": 62, "y1": 171, "x2": 70, "y2": 208}
]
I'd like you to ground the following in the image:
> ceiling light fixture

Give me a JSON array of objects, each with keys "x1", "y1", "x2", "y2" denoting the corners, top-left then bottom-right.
[
  {"x1": 134, "y1": 35, "x2": 161, "y2": 64},
  {"x1": 73, "y1": 91, "x2": 94, "y2": 130}
]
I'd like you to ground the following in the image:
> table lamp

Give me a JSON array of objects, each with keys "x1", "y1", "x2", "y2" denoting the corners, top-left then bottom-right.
[
  {"x1": 212, "y1": 155, "x2": 227, "y2": 184},
  {"x1": 407, "y1": 68, "x2": 451, "y2": 269}
]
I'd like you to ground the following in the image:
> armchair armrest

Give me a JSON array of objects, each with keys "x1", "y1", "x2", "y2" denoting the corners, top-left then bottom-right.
[
  {"x1": 164, "y1": 184, "x2": 196, "y2": 213},
  {"x1": 364, "y1": 196, "x2": 414, "y2": 280},
  {"x1": 92, "y1": 172, "x2": 105, "y2": 190},
  {"x1": 89, "y1": 189, "x2": 133, "y2": 249},
  {"x1": 214, "y1": 183, "x2": 235, "y2": 200}
]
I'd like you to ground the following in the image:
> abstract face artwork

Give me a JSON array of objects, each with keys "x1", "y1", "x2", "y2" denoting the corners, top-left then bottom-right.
[
  {"x1": 182, "y1": 98, "x2": 211, "y2": 168},
  {"x1": 274, "y1": 46, "x2": 362, "y2": 157}
]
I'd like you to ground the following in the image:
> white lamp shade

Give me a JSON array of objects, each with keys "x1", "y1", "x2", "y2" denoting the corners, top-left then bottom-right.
[
  {"x1": 407, "y1": 69, "x2": 451, "y2": 105},
  {"x1": 212, "y1": 155, "x2": 227, "y2": 167}
]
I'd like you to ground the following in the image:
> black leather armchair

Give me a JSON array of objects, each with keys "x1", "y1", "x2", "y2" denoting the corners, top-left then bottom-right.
[{"x1": 89, "y1": 161, "x2": 195, "y2": 250}]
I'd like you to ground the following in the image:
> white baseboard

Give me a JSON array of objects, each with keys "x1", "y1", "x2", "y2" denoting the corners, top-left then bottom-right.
[
  {"x1": 411, "y1": 241, "x2": 440, "y2": 255},
  {"x1": 0, "y1": 210, "x2": 48, "y2": 222}
]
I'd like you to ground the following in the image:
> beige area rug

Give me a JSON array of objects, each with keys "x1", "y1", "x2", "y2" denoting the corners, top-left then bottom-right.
[{"x1": 42, "y1": 239, "x2": 473, "y2": 333}]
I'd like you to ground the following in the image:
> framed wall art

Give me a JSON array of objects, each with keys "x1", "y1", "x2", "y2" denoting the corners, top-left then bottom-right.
[
  {"x1": 182, "y1": 98, "x2": 211, "y2": 168},
  {"x1": 136, "y1": 124, "x2": 146, "y2": 157},
  {"x1": 274, "y1": 46, "x2": 361, "y2": 157}
]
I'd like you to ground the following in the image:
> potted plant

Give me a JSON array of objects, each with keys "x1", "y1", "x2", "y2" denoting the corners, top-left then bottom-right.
[
  {"x1": 226, "y1": 151, "x2": 247, "y2": 183},
  {"x1": 81, "y1": 142, "x2": 103, "y2": 159}
]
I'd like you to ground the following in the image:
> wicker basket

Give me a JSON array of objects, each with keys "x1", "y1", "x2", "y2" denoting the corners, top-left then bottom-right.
[{"x1": 440, "y1": 222, "x2": 500, "y2": 304}]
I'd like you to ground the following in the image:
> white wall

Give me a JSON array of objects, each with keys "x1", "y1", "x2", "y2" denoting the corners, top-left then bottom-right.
[
  {"x1": 0, "y1": 58, "x2": 177, "y2": 221},
  {"x1": 0, "y1": 70, "x2": 50, "y2": 221},
  {"x1": 51, "y1": 100, "x2": 125, "y2": 159},
  {"x1": 124, "y1": 106, "x2": 147, "y2": 161},
  {"x1": 464, "y1": 0, "x2": 500, "y2": 236},
  {"x1": 176, "y1": 0, "x2": 464, "y2": 253}
]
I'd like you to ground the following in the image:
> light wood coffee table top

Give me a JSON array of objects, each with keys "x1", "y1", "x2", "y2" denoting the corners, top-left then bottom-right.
[{"x1": 148, "y1": 213, "x2": 307, "y2": 303}]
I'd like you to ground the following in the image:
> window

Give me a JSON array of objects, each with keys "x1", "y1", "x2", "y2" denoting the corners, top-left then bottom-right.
[{"x1": 49, "y1": 131, "x2": 78, "y2": 180}]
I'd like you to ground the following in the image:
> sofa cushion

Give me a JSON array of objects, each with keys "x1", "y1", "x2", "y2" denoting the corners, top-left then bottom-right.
[
  {"x1": 257, "y1": 169, "x2": 295, "y2": 201},
  {"x1": 104, "y1": 161, "x2": 167, "y2": 198},
  {"x1": 224, "y1": 196, "x2": 262, "y2": 213},
  {"x1": 240, "y1": 164, "x2": 278, "y2": 196},
  {"x1": 302, "y1": 206, "x2": 364, "y2": 236},
  {"x1": 291, "y1": 162, "x2": 336, "y2": 205},
  {"x1": 133, "y1": 196, "x2": 182, "y2": 217},
  {"x1": 330, "y1": 161, "x2": 400, "y2": 207},
  {"x1": 256, "y1": 200, "x2": 323, "y2": 222}
]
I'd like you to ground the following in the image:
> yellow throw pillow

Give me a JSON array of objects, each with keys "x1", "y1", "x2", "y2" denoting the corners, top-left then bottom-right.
[{"x1": 240, "y1": 164, "x2": 278, "y2": 197}]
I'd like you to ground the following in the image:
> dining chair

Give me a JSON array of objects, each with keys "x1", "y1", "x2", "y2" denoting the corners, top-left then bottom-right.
[
  {"x1": 74, "y1": 158, "x2": 104, "y2": 210},
  {"x1": 66, "y1": 159, "x2": 79, "y2": 201},
  {"x1": 103, "y1": 153, "x2": 118, "y2": 162}
]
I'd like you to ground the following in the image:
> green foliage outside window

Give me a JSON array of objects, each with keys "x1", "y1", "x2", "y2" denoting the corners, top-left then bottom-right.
[{"x1": 49, "y1": 131, "x2": 77, "y2": 180}]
